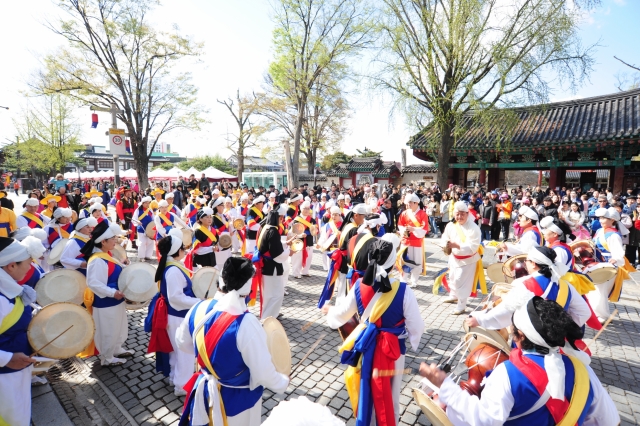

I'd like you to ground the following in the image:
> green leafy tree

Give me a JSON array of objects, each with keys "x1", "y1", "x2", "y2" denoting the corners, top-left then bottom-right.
[
  {"x1": 320, "y1": 150, "x2": 351, "y2": 170},
  {"x1": 268, "y1": 0, "x2": 373, "y2": 187},
  {"x1": 152, "y1": 154, "x2": 235, "y2": 175},
  {"x1": 374, "y1": 0, "x2": 597, "y2": 187},
  {"x1": 34, "y1": 0, "x2": 205, "y2": 189},
  {"x1": 2, "y1": 139, "x2": 60, "y2": 176}
]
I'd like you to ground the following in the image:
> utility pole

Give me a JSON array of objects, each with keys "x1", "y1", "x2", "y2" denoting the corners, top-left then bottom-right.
[{"x1": 91, "y1": 103, "x2": 125, "y2": 186}]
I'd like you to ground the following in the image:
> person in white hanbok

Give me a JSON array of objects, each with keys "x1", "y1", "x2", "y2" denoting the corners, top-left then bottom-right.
[
  {"x1": 441, "y1": 201, "x2": 484, "y2": 314},
  {"x1": 60, "y1": 217, "x2": 98, "y2": 274},
  {"x1": 0, "y1": 237, "x2": 43, "y2": 426},
  {"x1": 82, "y1": 221, "x2": 132, "y2": 366},
  {"x1": 421, "y1": 297, "x2": 619, "y2": 426},
  {"x1": 497, "y1": 205, "x2": 542, "y2": 257},
  {"x1": 175, "y1": 257, "x2": 289, "y2": 426}
]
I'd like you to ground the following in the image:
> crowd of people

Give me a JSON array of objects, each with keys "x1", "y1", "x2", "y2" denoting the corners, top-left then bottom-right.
[{"x1": 0, "y1": 171, "x2": 631, "y2": 426}]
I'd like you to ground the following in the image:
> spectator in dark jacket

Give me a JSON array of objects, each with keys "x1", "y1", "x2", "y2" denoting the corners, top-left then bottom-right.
[
  {"x1": 489, "y1": 191, "x2": 501, "y2": 240},
  {"x1": 541, "y1": 196, "x2": 558, "y2": 219},
  {"x1": 199, "y1": 173, "x2": 210, "y2": 192},
  {"x1": 173, "y1": 185, "x2": 184, "y2": 208},
  {"x1": 478, "y1": 196, "x2": 494, "y2": 241},
  {"x1": 380, "y1": 198, "x2": 396, "y2": 233}
]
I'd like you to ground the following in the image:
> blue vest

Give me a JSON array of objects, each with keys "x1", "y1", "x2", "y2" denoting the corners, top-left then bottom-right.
[
  {"x1": 72, "y1": 237, "x2": 88, "y2": 275},
  {"x1": 156, "y1": 214, "x2": 175, "y2": 240},
  {"x1": 187, "y1": 305, "x2": 263, "y2": 417},
  {"x1": 136, "y1": 207, "x2": 154, "y2": 234},
  {"x1": 91, "y1": 258, "x2": 124, "y2": 308},
  {"x1": 504, "y1": 353, "x2": 594, "y2": 425},
  {"x1": 0, "y1": 295, "x2": 33, "y2": 374},
  {"x1": 20, "y1": 262, "x2": 45, "y2": 289},
  {"x1": 160, "y1": 265, "x2": 195, "y2": 318},
  {"x1": 353, "y1": 279, "x2": 408, "y2": 355},
  {"x1": 594, "y1": 228, "x2": 617, "y2": 262}
]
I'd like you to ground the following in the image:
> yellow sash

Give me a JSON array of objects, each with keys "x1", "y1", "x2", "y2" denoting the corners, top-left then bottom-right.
[
  {"x1": 89, "y1": 251, "x2": 123, "y2": 267},
  {"x1": 73, "y1": 233, "x2": 90, "y2": 243},
  {"x1": 329, "y1": 220, "x2": 340, "y2": 236},
  {"x1": 167, "y1": 260, "x2": 193, "y2": 278},
  {"x1": 557, "y1": 356, "x2": 591, "y2": 426},
  {"x1": 196, "y1": 225, "x2": 218, "y2": 244},
  {"x1": 192, "y1": 301, "x2": 229, "y2": 426},
  {"x1": 58, "y1": 225, "x2": 71, "y2": 239},
  {"x1": 339, "y1": 280, "x2": 401, "y2": 413},
  {"x1": 294, "y1": 215, "x2": 314, "y2": 229},
  {"x1": 405, "y1": 208, "x2": 422, "y2": 228},
  {"x1": 158, "y1": 213, "x2": 173, "y2": 227},
  {"x1": 597, "y1": 230, "x2": 632, "y2": 302},
  {"x1": 138, "y1": 208, "x2": 151, "y2": 221},
  {"x1": 338, "y1": 223, "x2": 356, "y2": 247},
  {"x1": 0, "y1": 296, "x2": 24, "y2": 335},
  {"x1": 350, "y1": 233, "x2": 374, "y2": 268},
  {"x1": 22, "y1": 211, "x2": 44, "y2": 228},
  {"x1": 250, "y1": 206, "x2": 264, "y2": 220},
  {"x1": 561, "y1": 271, "x2": 595, "y2": 296}
]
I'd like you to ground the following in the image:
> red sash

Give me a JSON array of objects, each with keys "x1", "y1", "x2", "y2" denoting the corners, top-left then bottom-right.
[{"x1": 148, "y1": 295, "x2": 173, "y2": 354}]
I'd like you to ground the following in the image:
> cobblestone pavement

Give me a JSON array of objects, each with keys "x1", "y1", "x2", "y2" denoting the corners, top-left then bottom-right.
[{"x1": 46, "y1": 238, "x2": 640, "y2": 425}]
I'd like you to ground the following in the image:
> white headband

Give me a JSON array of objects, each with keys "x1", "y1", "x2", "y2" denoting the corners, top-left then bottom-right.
[
  {"x1": 141, "y1": 196, "x2": 152, "y2": 203},
  {"x1": 96, "y1": 222, "x2": 126, "y2": 243},
  {"x1": 76, "y1": 217, "x2": 98, "y2": 231},
  {"x1": 0, "y1": 240, "x2": 31, "y2": 266},
  {"x1": 167, "y1": 228, "x2": 184, "y2": 255},
  {"x1": 53, "y1": 208, "x2": 73, "y2": 219},
  {"x1": 351, "y1": 204, "x2": 367, "y2": 215},
  {"x1": 540, "y1": 216, "x2": 563, "y2": 236},
  {"x1": 158, "y1": 200, "x2": 169, "y2": 208},
  {"x1": 453, "y1": 201, "x2": 468, "y2": 213},
  {"x1": 518, "y1": 205, "x2": 539, "y2": 221},
  {"x1": 25, "y1": 198, "x2": 39, "y2": 207},
  {"x1": 526, "y1": 247, "x2": 561, "y2": 283}
]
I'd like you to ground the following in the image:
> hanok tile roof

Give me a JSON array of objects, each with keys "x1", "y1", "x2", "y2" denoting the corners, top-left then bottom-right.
[
  {"x1": 408, "y1": 88, "x2": 640, "y2": 151},
  {"x1": 298, "y1": 174, "x2": 327, "y2": 182},
  {"x1": 401, "y1": 164, "x2": 438, "y2": 175},
  {"x1": 326, "y1": 157, "x2": 400, "y2": 178}
]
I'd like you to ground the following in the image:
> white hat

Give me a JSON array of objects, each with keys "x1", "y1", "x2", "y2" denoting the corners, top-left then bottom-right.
[
  {"x1": 345, "y1": 194, "x2": 351, "y2": 200},
  {"x1": 53, "y1": 208, "x2": 73, "y2": 219},
  {"x1": 213, "y1": 189, "x2": 220, "y2": 195},
  {"x1": 518, "y1": 205, "x2": 539, "y2": 221},
  {"x1": 301, "y1": 201, "x2": 311, "y2": 210},
  {"x1": 269, "y1": 192, "x2": 276, "y2": 198},
  {"x1": 404, "y1": 193, "x2": 419, "y2": 204},
  {"x1": 211, "y1": 197, "x2": 224, "y2": 209},
  {"x1": 166, "y1": 228, "x2": 184, "y2": 255},
  {"x1": 277, "y1": 204, "x2": 288, "y2": 216},
  {"x1": 351, "y1": 204, "x2": 368, "y2": 215},
  {"x1": 158, "y1": 200, "x2": 169, "y2": 208},
  {"x1": 89, "y1": 203, "x2": 104, "y2": 213},
  {"x1": 337, "y1": 194, "x2": 345, "y2": 200},
  {"x1": 605, "y1": 207, "x2": 620, "y2": 222},
  {"x1": 12, "y1": 227, "x2": 47, "y2": 243},
  {"x1": 594, "y1": 207, "x2": 608, "y2": 218},
  {"x1": 453, "y1": 201, "x2": 468, "y2": 212},
  {"x1": 196, "y1": 197, "x2": 206, "y2": 204},
  {"x1": 539, "y1": 216, "x2": 563, "y2": 236},
  {"x1": 252, "y1": 195, "x2": 266, "y2": 205},
  {"x1": 290, "y1": 194, "x2": 303, "y2": 203},
  {"x1": 224, "y1": 197, "x2": 232, "y2": 203},
  {"x1": 96, "y1": 222, "x2": 127, "y2": 243},
  {"x1": 75, "y1": 217, "x2": 98, "y2": 231},
  {"x1": 25, "y1": 198, "x2": 39, "y2": 207},
  {"x1": 141, "y1": 196, "x2": 152, "y2": 203},
  {"x1": 320, "y1": 193, "x2": 327, "y2": 199},
  {"x1": 200, "y1": 207, "x2": 214, "y2": 217},
  {"x1": 330, "y1": 206, "x2": 341, "y2": 214},
  {"x1": 0, "y1": 239, "x2": 31, "y2": 267},
  {"x1": 240, "y1": 194, "x2": 249, "y2": 201},
  {"x1": 165, "y1": 192, "x2": 175, "y2": 199}
]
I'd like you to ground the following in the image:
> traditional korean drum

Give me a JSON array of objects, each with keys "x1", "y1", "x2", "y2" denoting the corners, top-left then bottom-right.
[
  {"x1": 192, "y1": 267, "x2": 219, "y2": 300},
  {"x1": 119, "y1": 263, "x2": 157, "y2": 310},
  {"x1": 262, "y1": 317, "x2": 291, "y2": 375},
  {"x1": 47, "y1": 238, "x2": 70, "y2": 265},
  {"x1": 35, "y1": 269, "x2": 87, "y2": 306}
]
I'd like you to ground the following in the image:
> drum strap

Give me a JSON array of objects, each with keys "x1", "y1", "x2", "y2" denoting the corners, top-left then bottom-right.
[
  {"x1": 294, "y1": 215, "x2": 314, "y2": 229},
  {"x1": 158, "y1": 213, "x2": 173, "y2": 227},
  {"x1": 350, "y1": 234, "x2": 374, "y2": 268},
  {"x1": 138, "y1": 208, "x2": 151, "y2": 221},
  {"x1": 167, "y1": 260, "x2": 193, "y2": 279},
  {"x1": 0, "y1": 296, "x2": 23, "y2": 335},
  {"x1": 339, "y1": 223, "x2": 356, "y2": 247},
  {"x1": 405, "y1": 209, "x2": 422, "y2": 228}
]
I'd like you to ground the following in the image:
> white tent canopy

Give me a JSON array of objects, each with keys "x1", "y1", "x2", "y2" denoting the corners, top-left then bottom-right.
[
  {"x1": 183, "y1": 167, "x2": 200, "y2": 177},
  {"x1": 201, "y1": 166, "x2": 235, "y2": 179},
  {"x1": 121, "y1": 169, "x2": 138, "y2": 179}
]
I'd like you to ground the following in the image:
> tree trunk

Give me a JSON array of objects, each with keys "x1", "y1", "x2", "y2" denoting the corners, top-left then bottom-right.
[
  {"x1": 131, "y1": 136, "x2": 149, "y2": 191},
  {"x1": 307, "y1": 148, "x2": 315, "y2": 174},
  {"x1": 283, "y1": 139, "x2": 293, "y2": 189},
  {"x1": 437, "y1": 122, "x2": 454, "y2": 188},
  {"x1": 291, "y1": 101, "x2": 305, "y2": 188},
  {"x1": 237, "y1": 151, "x2": 244, "y2": 182}
]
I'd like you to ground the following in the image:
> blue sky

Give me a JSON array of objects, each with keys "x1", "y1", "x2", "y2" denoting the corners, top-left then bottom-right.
[{"x1": 0, "y1": 0, "x2": 637, "y2": 164}]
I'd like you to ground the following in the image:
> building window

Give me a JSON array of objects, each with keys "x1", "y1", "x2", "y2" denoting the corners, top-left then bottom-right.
[{"x1": 98, "y1": 161, "x2": 114, "y2": 168}]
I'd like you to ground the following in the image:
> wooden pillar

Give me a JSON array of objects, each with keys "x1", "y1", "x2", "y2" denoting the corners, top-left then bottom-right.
[
  {"x1": 460, "y1": 168, "x2": 468, "y2": 187},
  {"x1": 548, "y1": 167, "x2": 558, "y2": 190},
  {"x1": 613, "y1": 164, "x2": 625, "y2": 194},
  {"x1": 497, "y1": 169, "x2": 506, "y2": 189},
  {"x1": 447, "y1": 166, "x2": 455, "y2": 187},
  {"x1": 537, "y1": 170, "x2": 543, "y2": 187},
  {"x1": 556, "y1": 167, "x2": 567, "y2": 189},
  {"x1": 478, "y1": 168, "x2": 486, "y2": 188}
]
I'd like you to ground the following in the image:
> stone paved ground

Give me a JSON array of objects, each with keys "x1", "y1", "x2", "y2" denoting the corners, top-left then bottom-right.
[{"x1": 46, "y1": 238, "x2": 640, "y2": 425}]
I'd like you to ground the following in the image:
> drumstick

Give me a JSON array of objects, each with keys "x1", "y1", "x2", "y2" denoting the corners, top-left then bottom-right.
[
  {"x1": 203, "y1": 272, "x2": 217, "y2": 299},
  {"x1": 372, "y1": 367, "x2": 412, "y2": 378},
  {"x1": 31, "y1": 325, "x2": 74, "y2": 356},
  {"x1": 291, "y1": 332, "x2": 327, "y2": 375},
  {"x1": 587, "y1": 309, "x2": 618, "y2": 350}
]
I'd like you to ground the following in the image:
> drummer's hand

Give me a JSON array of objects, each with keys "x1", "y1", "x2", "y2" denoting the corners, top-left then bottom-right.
[
  {"x1": 465, "y1": 316, "x2": 479, "y2": 328},
  {"x1": 123, "y1": 259, "x2": 130, "y2": 265},
  {"x1": 447, "y1": 241, "x2": 460, "y2": 250},
  {"x1": 7, "y1": 353, "x2": 36, "y2": 369},
  {"x1": 321, "y1": 304, "x2": 331, "y2": 315},
  {"x1": 113, "y1": 290, "x2": 125, "y2": 300},
  {"x1": 419, "y1": 362, "x2": 447, "y2": 388},
  {"x1": 609, "y1": 259, "x2": 617, "y2": 265},
  {"x1": 80, "y1": 261, "x2": 87, "y2": 268},
  {"x1": 406, "y1": 226, "x2": 414, "y2": 232}
]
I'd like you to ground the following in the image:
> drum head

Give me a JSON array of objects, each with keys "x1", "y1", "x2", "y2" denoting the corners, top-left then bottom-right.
[
  {"x1": 412, "y1": 388, "x2": 453, "y2": 426},
  {"x1": 588, "y1": 266, "x2": 617, "y2": 284},
  {"x1": 262, "y1": 317, "x2": 291, "y2": 375},
  {"x1": 145, "y1": 222, "x2": 156, "y2": 239},
  {"x1": 486, "y1": 263, "x2": 505, "y2": 284},
  {"x1": 125, "y1": 299, "x2": 151, "y2": 311},
  {"x1": 35, "y1": 269, "x2": 87, "y2": 306},
  {"x1": 181, "y1": 228, "x2": 193, "y2": 247},
  {"x1": 47, "y1": 238, "x2": 70, "y2": 265},
  {"x1": 218, "y1": 234, "x2": 232, "y2": 249},
  {"x1": 291, "y1": 240, "x2": 304, "y2": 252},
  {"x1": 463, "y1": 329, "x2": 511, "y2": 354},
  {"x1": 502, "y1": 254, "x2": 528, "y2": 282},
  {"x1": 118, "y1": 263, "x2": 157, "y2": 302},
  {"x1": 71, "y1": 210, "x2": 78, "y2": 223},
  {"x1": 28, "y1": 302, "x2": 95, "y2": 359},
  {"x1": 291, "y1": 223, "x2": 305, "y2": 235},
  {"x1": 491, "y1": 282, "x2": 512, "y2": 299},
  {"x1": 233, "y1": 219, "x2": 245, "y2": 230},
  {"x1": 192, "y1": 267, "x2": 219, "y2": 300},
  {"x1": 111, "y1": 244, "x2": 128, "y2": 263}
]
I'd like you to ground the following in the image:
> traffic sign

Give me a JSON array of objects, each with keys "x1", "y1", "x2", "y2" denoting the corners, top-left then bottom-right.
[{"x1": 109, "y1": 128, "x2": 128, "y2": 155}]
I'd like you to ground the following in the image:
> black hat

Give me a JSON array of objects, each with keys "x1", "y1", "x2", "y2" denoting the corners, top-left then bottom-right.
[{"x1": 221, "y1": 257, "x2": 255, "y2": 292}]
